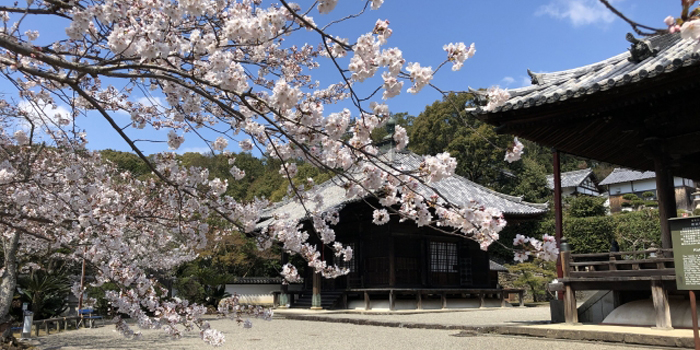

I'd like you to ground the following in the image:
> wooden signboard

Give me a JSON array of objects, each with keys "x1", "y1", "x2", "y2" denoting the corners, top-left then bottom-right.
[{"x1": 671, "y1": 217, "x2": 700, "y2": 290}]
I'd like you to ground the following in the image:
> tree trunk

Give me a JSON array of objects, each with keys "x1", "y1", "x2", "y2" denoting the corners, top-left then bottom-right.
[{"x1": 0, "y1": 231, "x2": 20, "y2": 342}]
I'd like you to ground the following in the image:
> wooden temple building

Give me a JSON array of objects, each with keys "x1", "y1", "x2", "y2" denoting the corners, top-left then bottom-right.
[
  {"x1": 259, "y1": 148, "x2": 545, "y2": 310},
  {"x1": 472, "y1": 32, "x2": 700, "y2": 327}
]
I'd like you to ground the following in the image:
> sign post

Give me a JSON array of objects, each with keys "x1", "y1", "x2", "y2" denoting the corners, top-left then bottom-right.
[{"x1": 670, "y1": 217, "x2": 700, "y2": 350}]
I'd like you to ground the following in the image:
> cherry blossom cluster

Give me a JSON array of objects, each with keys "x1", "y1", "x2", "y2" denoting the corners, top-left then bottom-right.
[
  {"x1": 443, "y1": 42, "x2": 476, "y2": 71},
  {"x1": 663, "y1": 2, "x2": 700, "y2": 49},
  {"x1": 504, "y1": 137, "x2": 524, "y2": 163},
  {"x1": 0, "y1": 0, "x2": 523, "y2": 345},
  {"x1": 513, "y1": 234, "x2": 559, "y2": 263},
  {"x1": 483, "y1": 87, "x2": 511, "y2": 112}
]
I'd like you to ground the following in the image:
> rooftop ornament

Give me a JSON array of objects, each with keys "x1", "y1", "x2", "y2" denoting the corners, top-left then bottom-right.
[{"x1": 626, "y1": 33, "x2": 659, "y2": 63}]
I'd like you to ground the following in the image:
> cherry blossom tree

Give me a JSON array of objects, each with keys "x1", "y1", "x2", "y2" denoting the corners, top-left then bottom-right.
[{"x1": 0, "y1": 0, "x2": 542, "y2": 345}]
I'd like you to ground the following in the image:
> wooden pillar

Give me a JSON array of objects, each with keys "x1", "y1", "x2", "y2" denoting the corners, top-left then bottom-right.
[
  {"x1": 416, "y1": 292, "x2": 422, "y2": 310},
  {"x1": 279, "y1": 252, "x2": 289, "y2": 307},
  {"x1": 654, "y1": 154, "x2": 676, "y2": 250},
  {"x1": 311, "y1": 272, "x2": 322, "y2": 310},
  {"x1": 364, "y1": 292, "x2": 370, "y2": 310},
  {"x1": 553, "y1": 149, "x2": 564, "y2": 280},
  {"x1": 560, "y1": 240, "x2": 578, "y2": 324},
  {"x1": 420, "y1": 239, "x2": 428, "y2": 286},
  {"x1": 441, "y1": 292, "x2": 447, "y2": 309},
  {"x1": 479, "y1": 293, "x2": 485, "y2": 308},
  {"x1": 518, "y1": 291, "x2": 524, "y2": 307},
  {"x1": 389, "y1": 290, "x2": 395, "y2": 311},
  {"x1": 651, "y1": 280, "x2": 673, "y2": 329},
  {"x1": 389, "y1": 235, "x2": 396, "y2": 287}
]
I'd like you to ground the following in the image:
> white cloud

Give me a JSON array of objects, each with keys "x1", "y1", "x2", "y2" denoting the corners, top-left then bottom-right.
[
  {"x1": 17, "y1": 100, "x2": 72, "y2": 129},
  {"x1": 137, "y1": 96, "x2": 165, "y2": 109},
  {"x1": 536, "y1": 0, "x2": 618, "y2": 27},
  {"x1": 521, "y1": 76, "x2": 533, "y2": 87},
  {"x1": 501, "y1": 76, "x2": 516, "y2": 87}
]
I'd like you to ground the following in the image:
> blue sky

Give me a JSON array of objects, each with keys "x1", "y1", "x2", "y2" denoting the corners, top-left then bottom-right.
[{"x1": 1, "y1": 0, "x2": 680, "y2": 155}]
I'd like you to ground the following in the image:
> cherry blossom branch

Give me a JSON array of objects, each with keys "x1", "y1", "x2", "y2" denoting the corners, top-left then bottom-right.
[{"x1": 598, "y1": 0, "x2": 666, "y2": 36}]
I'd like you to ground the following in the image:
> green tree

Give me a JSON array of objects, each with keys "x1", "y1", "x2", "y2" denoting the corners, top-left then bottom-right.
[
  {"x1": 613, "y1": 210, "x2": 661, "y2": 252},
  {"x1": 507, "y1": 261, "x2": 556, "y2": 302},
  {"x1": 566, "y1": 196, "x2": 607, "y2": 218},
  {"x1": 510, "y1": 157, "x2": 550, "y2": 203},
  {"x1": 17, "y1": 270, "x2": 71, "y2": 319},
  {"x1": 409, "y1": 93, "x2": 514, "y2": 189},
  {"x1": 100, "y1": 149, "x2": 151, "y2": 178}
]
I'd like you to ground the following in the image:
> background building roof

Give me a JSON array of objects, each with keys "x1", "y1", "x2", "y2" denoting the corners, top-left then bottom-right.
[
  {"x1": 489, "y1": 260, "x2": 508, "y2": 272},
  {"x1": 599, "y1": 168, "x2": 656, "y2": 186},
  {"x1": 546, "y1": 168, "x2": 594, "y2": 190},
  {"x1": 258, "y1": 150, "x2": 548, "y2": 228}
]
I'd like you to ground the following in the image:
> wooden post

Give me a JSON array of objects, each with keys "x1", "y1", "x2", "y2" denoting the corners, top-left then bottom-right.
[
  {"x1": 690, "y1": 291, "x2": 700, "y2": 350},
  {"x1": 364, "y1": 291, "x2": 370, "y2": 310},
  {"x1": 78, "y1": 251, "x2": 86, "y2": 323},
  {"x1": 389, "y1": 236, "x2": 396, "y2": 287},
  {"x1": 311, "y1": 272, "x2": 322, "y2": 310},
  {"x1": 478, "y1": 293, "x2": 485, "y2": 308},
  {"x1": 441, "y1": 292, "x2": 447, "y2": 309},
  {"x1": 654, "y1": 154, "x2": 676, "y2": 250},
  {"x1": 553, "y1": 149, "x2": 564, "y2": 282},
  {"x1": 518, "y1": 291, "x2": 524, "y2": 307},
  {"x1": 500, "y1": 291, "x2": 506, "y2": 308},
  {"x1": 389, "y1": 290, "x2": 395, "y2": 311},
  {"x1": 651, "y1": 279, "x2": 673, "y2": 329},
  {"x1": 416, "y1": 292, "x2": 422, "y2": 310},
  {"x1": 560, "y1": 239, "x2": 578, "y2": 324},
  {"x1": 279, "y1": 252, "x2": 289, "y2": 307}
]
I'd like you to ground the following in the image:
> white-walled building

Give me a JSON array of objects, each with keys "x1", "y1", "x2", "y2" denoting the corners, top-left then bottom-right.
[
  {"x1": 599, "y1": 168, "x2": 695, "y2": 212},
  {"x1": 546, "y1": 168, "x2": 602, "y2": 197}
]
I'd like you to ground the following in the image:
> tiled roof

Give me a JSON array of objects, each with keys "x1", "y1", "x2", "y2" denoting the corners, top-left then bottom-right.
[
  {"x1": 469, "y1": 33, "x2": 698, "y2": 115},
  {"x1": 546, "y1": 168, "x2": 593, "y2": 190},
  {"x1": 258, "y1": 150, "x2": 547, "y2": 228},
  {"x1": 489, "y1": 260, "x2": 508, "y2": 272},
  {"x1": 599, "y1": 168, "x2": 655, "y2": 186},
  {"x1": 227, "y1": 277, "x2": 303, "y2": 284}
]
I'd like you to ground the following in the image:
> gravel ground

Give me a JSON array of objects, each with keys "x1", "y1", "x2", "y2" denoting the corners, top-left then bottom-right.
[{"x1": 32, "y1": 309, "x2": 665, "y2": 350}]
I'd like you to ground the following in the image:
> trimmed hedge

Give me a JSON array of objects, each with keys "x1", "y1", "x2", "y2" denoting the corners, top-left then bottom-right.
[
  {"x1": 565, "y1": 216, "x2": 615, "y2": 254},
  {"x1": 613, "y1": 209, "x2": 660, "y2": 252},
  {"x1": 495, "y1": 209, "x2": 662, "y2": 262}
]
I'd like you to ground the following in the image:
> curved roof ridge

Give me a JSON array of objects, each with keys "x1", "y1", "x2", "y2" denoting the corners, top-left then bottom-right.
[
  {"x1": 472, "y1": 33, "x2": 698, "y2": 115},
  {"x1": 528, "y1": 51, "x2": 630, "y2": 86}
]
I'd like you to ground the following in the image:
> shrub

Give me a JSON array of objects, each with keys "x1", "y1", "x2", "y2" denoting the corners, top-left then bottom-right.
[
  {"x1": 613, "y1": 210, "x2": 660, "y2": 252},
  {"x1": 622, "y1": 193, "x2": 639, "y2": 201},
  {"x1": 567, "y1": 196, "x2": 607, "y2": 218},
  {"x1": 507, "y1": 261, "x2": 556, "y2": 302},
  {"x1": 565, "y1": 216, "x2": 615, "y2": 254}
]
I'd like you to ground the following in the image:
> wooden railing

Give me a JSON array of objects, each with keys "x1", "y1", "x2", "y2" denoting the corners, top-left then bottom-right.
[
  {"x1": 559, "y1": 245, "x2": 676, "y2": 328},
  {"x1": 20, "y1": 316, "x2": 82, "y2": 337},
  {"x1": 563, "y1": 248, "x2": 675, "y2": 281}
]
